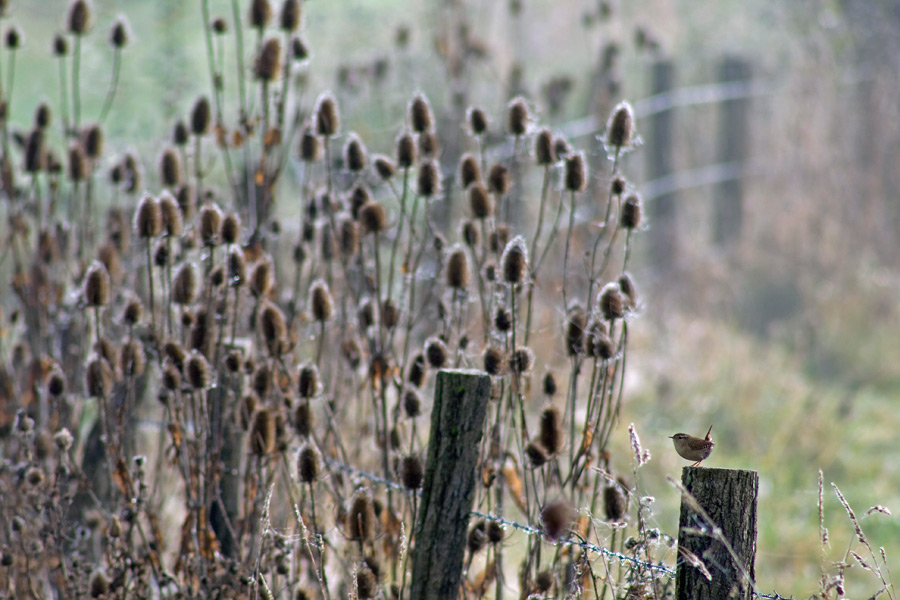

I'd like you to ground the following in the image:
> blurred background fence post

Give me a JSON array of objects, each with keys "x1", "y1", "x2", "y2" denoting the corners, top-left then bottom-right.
[
  {"x1": 675, "y1": 467, "x2": 759, "y2": 600},
  {"x1": 410, "y1": 369, "x2": 491, "y2": 600},
  {"x1": 647, "y1": 59, "x2": 679, "y2": 273}
]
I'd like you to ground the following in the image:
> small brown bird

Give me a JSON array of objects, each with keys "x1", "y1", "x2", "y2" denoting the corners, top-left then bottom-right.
[{"x1": 670, "y1": 426, "x2": 715, "y2": 467}]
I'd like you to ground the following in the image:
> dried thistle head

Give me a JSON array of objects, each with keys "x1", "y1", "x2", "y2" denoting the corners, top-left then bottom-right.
[
  {"x1": 539, "y1": 406, "x2": 563, "y2": 455},
  {"x1": 186, "y1": 352, "x2": 210, "y2": 390},
  {"x1": 83, "y1": 261, "x2": 110, "y2": 307},
  {"x1": 298, "y1": 125, "x2": 321, "y2": 162},
  {"x1": 606, "y1": 100, "x2": 635, "y2": 149},
  {"x1": 298, "y1": 442, "x2": 321, "y2": 483},
  {"x1": 159, "y1": 148, "x2": 182, "y2": 188},
  {"x1": 417, "y1": 159, "x2": 440, "y2": 197},
  {"x1": 347, "y1": 488, "x2": 376, "y2": 541},
  {"x1": 280, "y1": 0, "x2": 301, "y2": 31},
  {"x1": 445, "y1": 246, "x2": 469, "y2": 289},
  {"x1": 534, "y1": 128, "x2": 555, "y2": 165},
  {"x1": 67, "y1": 0, "x2": 92, "y2": 35},
  {"x1": 297, "y1": 363, "x2": 320, "y2": 399},
  {"x1": 564, "y1": 151, "x2": 587, "y2": 192},
  {"x1": 467, "y1": 182, "x2": 492, "y2": 219},
  {"x1": 134, "y1": 195, "x2": 163, "y2": 239},
  {"x1": 458, "y1": 153, "x2": 481, "y2": 189},
  {"x1": 482, "y1": 346, "x2": 503, "y2": 375},
  {"x1": 109, "y1": 15, "x2": 130, "y2": 48},
  {"x1": 359, "y1": 202, "x2": 387, "y2": 235},
  {"x1": 565, "y1": 306, "x2": 586, "y2": 356},
  {"x1": 542, "y1": 372, "x2": 557, "y2": 396},
  {"x1": 500, "y1": 236, "x2": 528, "y2": 285},
  {"x1": 409, "y1": 93, "x2": 433, "y2": 133},
  {"x1": 540, "y1": 501, "x2": 574, "y2": 541},
  {"x1": 396, "y1": 131, "x2": 417, "y2": 168},
  {"x1": 309, "y1": 279, "x2": 334, "y2": 322},
  {"x1": 250, "y1": 409, "x2": 277, "y2": 456},
  {"x1": 487, "y1": 163, "x2": 510, "y2": 196},
  {"x1": 467, "y1": 106, "x2": 488, "y2": 136},
  {"x1": 507, "y1": 96, "x2": 529, "y2": 135},
  {"x1": 259, "y1": 301, "x2": 287, "y2": 356},
  {"x1": 254, "y1": 37, "x2": 282, "y2": 81},
  {"x1": 314, "y1": 92, "x2": 339, "y2": 136},
  {"x1": 190, "y1": 96, "x2": 212, "y2": 136},
  {"x1": 598, "y1": 282, "x2": 625, "y2": 321},
  {"x1": 198, "y1": 202, "x2": 223, "y2": 246},
  {"x1": 171, "y1": 263, "x2": 198, "y2": 305},
  {"x1": 398, "y1": 454, "x2": 424, "y2": 490},
  {"x1": 249, "y1": 0, "x2": 272, "y2": 29},
  {"x1": 620, "y1": 193, "x2": 643, "y2": 230}
]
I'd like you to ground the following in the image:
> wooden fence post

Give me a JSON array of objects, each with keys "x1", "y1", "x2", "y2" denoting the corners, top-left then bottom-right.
[
  {"x1": 410, "y1": 369, "x2": 491, "y2": 600},
  {"x1": 676, "y1": 467, "x2": 759, "y2": 600},
  {"x1": 713, "y1": 56, "x2": 752, "y2": 247},
  {"x1": 647, "y1": 60, "x2": 679, "y2": 272}
]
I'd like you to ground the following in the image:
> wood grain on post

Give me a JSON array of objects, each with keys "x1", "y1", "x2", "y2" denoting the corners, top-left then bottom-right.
[
  {"x1": 410, "y1": 369, "x2": 491, "y2": 600},
  {"x1": 676, "y1": 467, "x2": 758, "y2": 600}
]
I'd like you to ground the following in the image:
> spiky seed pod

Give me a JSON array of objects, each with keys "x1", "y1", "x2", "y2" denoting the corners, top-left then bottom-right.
[
  {"x1": 153, "y1": 240, "x2": 170, "y2": 266},
  {"x1": 294, "y1": 400, "x2": 314, "y2": 436},
  {"x1": 357, "y1": 298, "x2": 374, "y2": 329},
  {"x1": 565, "y1": 306, "x2": 586, "y2": 356},
  {"x1": 424, "y1": 337, "x2": 448, "y2": 368},
  {"x1": 419, "y1": 130, "x2": 440, "y2": 158},
  {"x1": 467, "y1": 521, "x2": 487, "y2": 554},
  {"x1": 445, "y1": 246, "x2": 469, "y2": 289},
  {"x1": 250, "y1": 260, "x2": 273, "y2": 298},
  {"x1": 620, "y1": 193, "x2": 642, "y2": 230},
  {"x1": 465, "y1": 182, "x2": 491, "y2": 220},
  {"x1": 462, "y1": 220, "x2": 479, "y2": 248},
  {"x1": 403, "y1": 388, "x2": 421, "y2": 417},
  {"x1": 525, "y1": 441, "x2": 549, "y2": 468},
  {"x1": 173, "y1": 120, "x2": 189, "y2": 146},
  {"x1": 500, "y1": 236, "x2": 528, "y2": 285},
  {"x1": 280, "y1": 0, "x2": 300, "y2": 31},
  {"x1": 618, "y1": 273, "x2": 638, "y2": 309},
  {"x1": 598, "y1": 282, "x2": 625, "y2": 321},
  {"x1": 191, "y1": 97, "x2": 211, "y2": 136},
  {"x1": 509, "y1": 347, "x2": 534, "y2": 375},
  {"x1": 314, "y1": 93, "x2": 339, "y2": 136},
  {"x1": 396, "y1": 132, "x2": 416, "y2": 168},
  {"x1": 539, "y1": 406, "x2": 563, "y2": 455},
  {"x1": 458, "y1": 153, "x2": 480, "y2": 189},
  {"x1": 171, "y1": 263, "x2": 198, "y2": 305},
  {"x1": 606, "y1": 101, "x2": 635, "y2": 149},
  {"x1": 534, "y1": 128, "x2": 555, "y2": 165},
  {"x1": 490, "y1": 224, "x2": 510, "y2": 255},
  {"x1": 297, "y1": 363, "x2": 319, "y2": 399},
  {"x1": 604, "y1": 484, "x2": 626, "y2": 521},
  {"x1": 250, "y1": 409, "x2": 276, "y2": 456},
  {"x1": 120, "y1": 340, "x2": 146, "y2": 377},
  {"x1": 417, "y1": 159, "x2": 440, "y2": 197},
  {"x1": 481, "y1": 521, "x2": 502, "y2": 545},
  {"x1": 337, "y1": 215, "x2": 358, "y2": 257},
  {"x1": 83, "y1": 261, "x2": 110, "y2": 307},
  {"x1": 158, "y1": 192, "x2": 183, "y2": 236},
  {"x1": 564, "y1": 151, "x2": 587, "y2": 192},
  {"x1": 347, "y1": 489, "x2": 376, "y2": 541},
  {"x1": 211, "y1": 17, "x2": 227, "y2": 34},
  {"x1": 356, "y1": 563, "x2": 377, "y2": 599},
  {"x1": 220, "y1": 213, "x2": 241, "y2": 245},
  {"x1": 94, "y1": 337, "x2": 116, "y2": 365},
  {"x1": 259, "y1": 302, "x2": 287, "y2": 355},
  {"x1": 309, "y1": 279, "x2": 334, "y2": 322},
  {"x1": 409, "y1": 94, "x2": 433, "y2": 133},
  {"x1": 540, "y1": 501, "x2": 573, "y2": 541},
  {"x1": 298, "y1": 125, "x2": 321, "y2": 162},
  {"x1": 81, "y1": 125, "x2": 103, "y2": 159},
  {"x1": 159, "y1": 148, "x2": 182, "y2": 187},
  {"x1": 134, "y1": 195, "x2": 162, "y2": 239},
  {"x1": 198, "y1": 203, "x2": 222, "y2": 246},
  {"x1": 507, "y1": 96, "x2": 529, "y2": 135},
  {"x1": 85, "y1": 355, "x2": 112, "y2": 398},
  {"x1": 110, "y1": 16, "x2": 129, "y2": 47},
  {"x1": 346, "y1": 184, "x2": 369, "y2": 219},
  {"x1": 586, "y1": 321, "x2": 614, "y2": 360},
  {"x1": 164, "y1": 341, "x2": 187, "y2": 373},
  {"x1": 251, "y1": 366, "x2": 271, "y2": 397},
  {"x1": 228, "y1": 248, "x2": 246, "y2": 286},
  {"x1": 483, "y1": 346, "x2": 503, "y2": 375},
  {"x1": 53, "y1": 34, "x2": 69, "y2": 56},
  {"x1": 407, "y1": 353, "x2": 426, "y2": 388},
  {"x1": 372, "y1": 154, "x2": 395, "y2": 180},
  {"x1": 35, "y1": 104, "x2": 52, "y2": 130},
  {"x1": 3, "y1": 27, "x2": 19, "y2": 50},
  {"x1": 254, "y1": 37, "x2": 281, "y2": 81},
  {"x1": 210, "y1": 265, "x2": 226, "y2": 287},
  {"x1": 494, "y1": 307, "x2": 512, "y2": 332},
  {"x1": 297, "y1": 442, "x2": 321, "y2": 483},
  {"x1": 381, "y1": 299, "x2": 399, "y2": 328},
  {"x1": 47, "y1": 368, "x2": 67, "y2": 398},
  {"x1": 68, "y1": 144, "x2": 87, "y2": 181},
  {"x1": 291, "y1": 35, "x2": 308, "y2": 60},
  {"x1": 186, "y1": 352, "x2": 210, "y2": 389},
  {"x1": 224, "y1": 350, "x2": 242, "y2": 373},
  {"x1": 554, "y1": 136, "x2": 571, "y2": 160},
  {"x1": 89, "y1": 570, "x2": 109, "y2": 598},
  {"x1": 543, "y1": 372, "x2": 558, "y2": 396},
  {"x1": 68, "y1": 0, "x2": 91, "y2": 35},
  {"x1": 468, "y1": 106, "x2": 488, "y2": 135},
  {"x1": 487, "y1": 164, "x2": 510, "y2": 196},
  {"x1": 535, "y1": 571, "x2": 553, "y2": 593},
  {"x1": 249, "y1": 0, "x2": 272, "y2": 28},
  {"x1": 175, "y1": 185, "x2": 194, "y2": 221},
  {"x1": 24, "y1": 129, "x2": 45, "y2": 173},
  {"x1": 611, "y1": 175, "x2": 626, "y2": 196},
  {"x1": 359, "y1": 202, "x2": 387, "y2": 235},
  {"x1": 398, "y1": 454, "x2": 424, "y2": 490}
]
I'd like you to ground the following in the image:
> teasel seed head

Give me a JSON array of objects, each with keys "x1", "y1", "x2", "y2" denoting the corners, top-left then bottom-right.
[
  {"x1": 110, "y1": 16, "x2": 130, "y2": 48},
  {"x1": 47, "y1": 367, "x2": 67, "y2": 398},
  {"x1": 417, "y1": 159, "x2": 440, "y2": 197},
  {"x1": 565, "y1": 305, "x2": 587, "y2": 356},
  {"x1": 68, "y1": 143, "x2": 87, "y2": 181},
  {"x1": 191, "y1": 96, "x2": 212, "y2": 136},
  {"x1": 314, "y1": 92, "x2": 339, "y2": 136},
  {"x1": 83, "y1": 261, "x2": 110, "y2": 307},
  {"x1": 535, "y1": 571, "x2": 553, "y2": 593},
  {"x1": 211, "y1": 17, "x2": 227, "y2": 34},
  {"x1": 53, "y1": 34, "x2": 69, "y2": 56},
  {"x1": 539, "y1": 406, "x2": 563, "y2": 455},
  {"x1": 403, "y1": 387, "x2": 422, "y2": 418},
  {"x1": 381, "y1": 298, "x2": 400, "y2": 329},
  {"x1": 462, "y1": 219, "x2": 479, "y2": 248},
  {"x1": 3, "y1": 26, "x2": 19, "y2": 50},
  {"x1": 120, "y1": 340, "x2": 146, "y2": 377},
  {"x1": 525, "y1": 441, "x2": 549, "y2": 468},
  {"x1": 445, "y1": 246, "x2": 469, "y2": 289},
  {"x1": 280, "y1": 0, "x2": 301, "y2": 31},
  {"x1": 458, "y1": 153, "x2": 481, "y2": 189},
  {"x1": 176, "y1": 184, "x2": 195, "y2": 220},
  {"x1": 407, "y1": 353, "x2": 426, "y2": 388},
  {"x1": 604, "y1": 484, "x2": 627, "y2": 521},
  {"x1": 507, "y1": 96, "x2": 529, "y2": 135},
  {"x1": 419, "y1": 129, "x2": 440, "y2": 157},
  {"x1": 347, "y1": 488, "x2": 376, "y2": 541},
  {"x1": 172, "y1": 262, "x2": 198, "y2": 305},
  {"x1": 494, "y1": 307, "x2": 512, "y2": 332},
  {"x1": 249, "y1": 0, "x2": 272, "y2": 29},
  {"x1": 500, "y1": 236, "x2": 528, "y2": 285},
  {"x1": 297, "y1": 363, "x2": 319, "y2": 399},
  {"x1": 543, "y1": 372, "x2": 558, "y2": 396},
  {"x1": 294, "y1": 399, "x2": 314, "y2": 436},
  {"x1": 467, "y1": 106, "x2": 488, "y2": 136},
  {"x1": 490, "y1": 224, "x2": 510, "y2": 255},
  {"x1": 554, "y1": 136, "x2": 571, "y2": 160},
  {"x1": 509, "y1": 347, "x2": 534, "y2": 376},
  {"x1": 159, "y1": 147, "x2": 182, "y2": 187},
  {"x1": 251, "y1": 366, "x2": 271, "y2": 397},
  {"x1": 398, "y1": 454, "x2": 424, "y2": 490},
  {"x1": 359, "y1": 201, "x2": 387, "y2": 235},
  {"x1": 611, "y1": 175, "x2": 626, "y2": 196},
  {"x1": 298, "y1": 125, "x2": 321, "y2": 162},
  {"x1": 24, "y1": 129, "x2": 45, "y2": 173},
  {"x1": 424, "y1": 337, "x2": 448, "y2": 368},
  {"x1": 309, "y1": 279, "x2": 334, "y2": 322},
  {"x1": 338, "y1": 215, "x2": 359, "y2": 258},
  {"x1": 158, "y1": 191, "x2": 183, "y2": 236},
  {"x1": 153, "y1": 239, "x2": 170, "y2": 267},
  {"x1": 250, "y1": 409, "x2": 277, "y2": 456},
  {"x1": 198, "y1": 202, "x2": 223, "y2": 246},
  {"x1": 185, "y1": 352, "x2": 210, "y2": 390},
  {"x1": 291, "y1": 35, "x2": 308, "y2": 60},
  {"x1": 224, "y1": 350, "x2": 242, "y2": 373},
  {"x1": 259, "y1": 301, "x2": 287, "y2": 356},
  {"x1": 586, "y1": 320, "x2": 614, "y2": 360},
  {"x1": 620, "y1": 193, "x2": 642, "y2": 230},
  {"x1": 134, "y1": 195, "x2": 162, "y2": 239},
  {"x1": 217, "y1": 213, "x2": 240, "y2": 246},
  {"x1": 164, "y1": 340, "x2": 187, "y2": 373},
  {"x1": 598, "y1": 282, "x2": 625, "y2": 321},
  {"x1": 540, "y1": 501, "x2": 573, "y2": 541},
  {"x1": 356, "y1": 562, "x2": 377, "y2": 599},
  {"x1": 54, "y1": 427, "x2": 74, "y2": 452},
  {"x1": 464, "y1": 182, "x2": 491, "y2": 220},
  {"x1": 297, "y1": 442, "x2": 321, "y2": 483},
  {"x1": 606, "y1": 100, "x2": 635, "y2": 149},
  {"x1": 173, "y1": 120, "x2": 189, "y2": 146},
  {"x1": 409, "y1": 93, "x2": 433, "y2": 133},
  {"x1": 89, "y1": 570, "x2": 109, "y2": 598},
  {"x1": 81, "y1": 124, "x2": 103, "y2": 159},
  {"x1": 564, "y1": 151, "x2": 587, "y2": 192},
  {"x1": 85, "y1": 355, "x2": 112, "y2": 398},
  {"x1": 372, "y1": 154, "x2": 396, "y2": 180},
  {"x1": 255, "y1": 37, "x2": 282, "y2": 81},
  {"x1": 534, "y1": 128, "x2": 555, "y2": 165},
  {"x1": 34, "y1": 104, "x2": 52, "y2": 131},
  {"x1": 487, "y1": 163, "x2": 510, "y2": 196},
  {"x1": 396, "y1": 131, "x2": 416, "y2": 168},
  {"x1": 467, "y1": 520, "x2": 487, "y2": 554},
  {"x1": 250, "y1": 260, "x2": 273, "y2": 298},
  {"x1": 68, "y1": 0, "x2": 92, "y2": 36},
  {"x1": 483, "y1": 346, "x2": 503, "y2": 375},
  {"x1": 228, "y1": 247, "x2": 246, "y2": 287}
]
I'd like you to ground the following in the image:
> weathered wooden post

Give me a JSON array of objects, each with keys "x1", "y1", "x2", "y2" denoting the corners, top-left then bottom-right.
[
  {"x1": 676, "y1": 467, "x2": 759, "y2": 600},
  {"x1": 713, "y1": 56, "x2": 752, "y2": 247},
  {"x1": 647, "y1": 59, "x2": 679, "y2": 273},
  {"x1": 410, "y1": 369, "x2": 491, "y2": 600}
]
